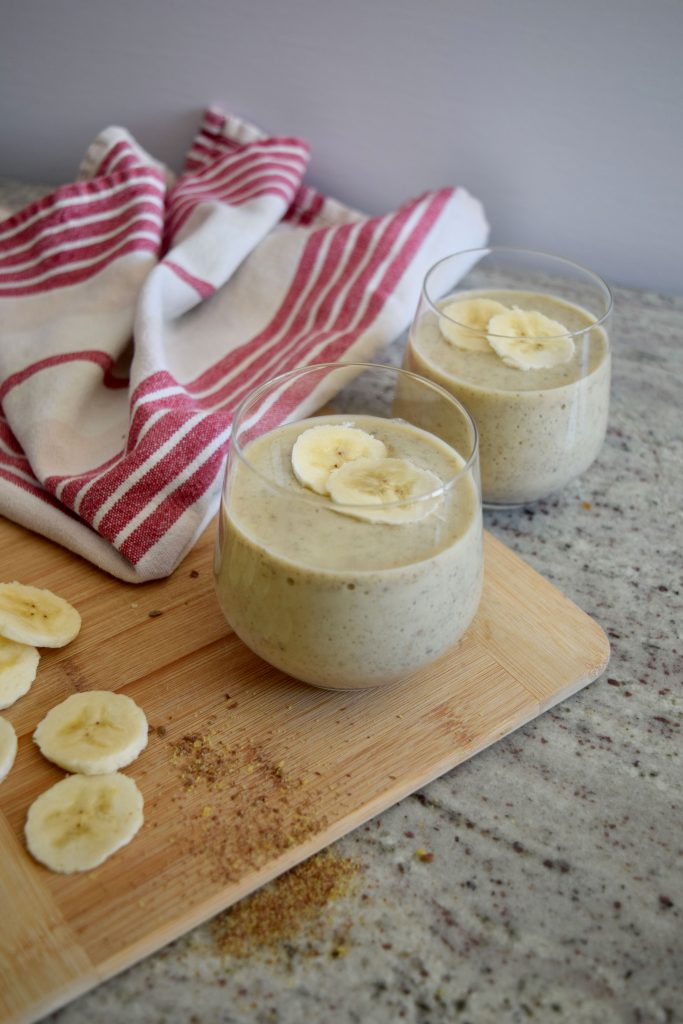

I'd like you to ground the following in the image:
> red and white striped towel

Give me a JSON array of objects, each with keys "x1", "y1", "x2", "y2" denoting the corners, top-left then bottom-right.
[{"x1": 0, "y1": 108, "x2": 488, "y2": 582}]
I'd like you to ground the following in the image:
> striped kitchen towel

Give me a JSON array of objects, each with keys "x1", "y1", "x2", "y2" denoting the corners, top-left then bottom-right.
[{"x1": 0, "y1": 108, "x2": 488, "y2": 582}]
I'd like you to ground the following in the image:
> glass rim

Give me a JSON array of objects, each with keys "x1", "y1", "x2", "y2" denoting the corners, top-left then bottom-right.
[
  {"x1": 422, "y1": 245, "x2": 613, "y2": 340},
  {"x1": 229, "y1": 361, "x2": 480, "y2": 511}
]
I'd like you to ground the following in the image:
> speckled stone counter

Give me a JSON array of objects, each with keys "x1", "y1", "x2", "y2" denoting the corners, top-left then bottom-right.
[{"x1": 1, "y1": 181, "x2": 680, "y2": 1024}]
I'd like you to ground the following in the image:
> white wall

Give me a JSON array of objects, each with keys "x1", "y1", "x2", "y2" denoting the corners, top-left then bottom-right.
[{"x1": 1, "y1": 0, "x2": 681, "y2": 294}]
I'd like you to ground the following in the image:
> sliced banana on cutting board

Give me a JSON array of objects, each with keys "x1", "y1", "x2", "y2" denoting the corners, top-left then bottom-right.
[
  {"x1": 292, "y1": 424, "x2": 388, "y2": 494},
  {"x1": 439, "y1": 297, "x2": 508, "y2": 351},
  {"x1": 0, "y1": 582, "x2": 81, "y2": 648},
  {"x1": 487, "y1": 307, "x2": 574, "y2": 370},
  {"x1": 34, "y1": 690, "x2": 148, "y2": 775},
  {"x1": 0, "y1": 716, "x2": 18, "y2": 785},
  {"x1": 327, "y1": 457, "x2": 442, "y2": 524},
  {"x1": 25, "y1": 772, "x2": 144, "y2": 873},
  {"x1": 0, "y1": 636, "x2": 40, "y2": 710},
  {"x1": 0, "y1": 580, "x2": 148, "y2": 870}
]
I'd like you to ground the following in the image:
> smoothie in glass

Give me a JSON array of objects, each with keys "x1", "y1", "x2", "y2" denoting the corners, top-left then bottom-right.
[
  {"x1": 404, "y1": 249, "x2": 613, "y2": 506},
  {"x1": 214, "y1": 365, "x2": 483, "y2": 690}
]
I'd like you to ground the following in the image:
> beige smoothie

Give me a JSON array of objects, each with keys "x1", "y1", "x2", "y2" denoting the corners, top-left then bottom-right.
[
  {"x1": 404, "y1": 289, "x2": 611, "y2": 505},
  {"x1": 214, "y1": 414, "x2": 482, "y2": 689}
]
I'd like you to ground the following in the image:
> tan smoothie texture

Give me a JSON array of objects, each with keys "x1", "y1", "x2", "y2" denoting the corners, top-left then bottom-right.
[
  {"x1": 214, "y1": 415, "x2": 482, "y2": 690},
  {"x1": 405, "y1": 289, "x2": 610, "y2": 504}
]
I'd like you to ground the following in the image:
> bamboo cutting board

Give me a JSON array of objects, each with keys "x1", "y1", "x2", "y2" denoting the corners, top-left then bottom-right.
[{"x1": 0, "y1": 517, "x2": 609, "y2": 1024}]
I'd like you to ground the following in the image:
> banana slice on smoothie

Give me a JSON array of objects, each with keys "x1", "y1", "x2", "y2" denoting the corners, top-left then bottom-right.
[
  {"x1": 0, "y1": 716, "x2": 18, "y2": 784},
  {"x1": 0, "y1": 636, "x2": 40, "y2": 709},
  {"x1": 487, "y1": 307, "x2": 575, "y2": 370},
  {"x1": 0, "y1": 583, "x2": 81, "y2": 648},
  {"x1": 439, "y1": 297, "x2": 509, "y2": 351},
  {"x1": 25, "y1": 772, "x2": 144, "y2": 873},
  {"x1": 34, "y1": 690, "x2": 148, "y2": 775},
  {"x1": 327, "y1": 457, "x2": 442, "y2": 524},
  {"x1": 292, "y1": 424, "x2": 388, "y2": 494}
]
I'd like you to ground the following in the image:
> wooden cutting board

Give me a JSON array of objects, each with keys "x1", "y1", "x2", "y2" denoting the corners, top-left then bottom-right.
[{"x1": 0, "y1": 517, "x2": 609, "y2": 1024}]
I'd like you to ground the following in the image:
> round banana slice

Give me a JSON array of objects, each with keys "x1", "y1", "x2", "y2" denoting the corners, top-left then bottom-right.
[
  {"x1": 0, "y1": 582, "x2": 81, "y2": 648},
  {"x1": 0, "y1": 636, "x2": 40, "y2": 710},
  {"x1": 487, "y1": 307, "x2": 575, "y2": 370},
  {"x1": 327, "y1": 457, "x2": 442, "y2": 524},
  {"x1": 291, "y1": 424, "x2": 388, "y2": 494},
  {"x1": 25, "y1": 772, "x2": 144, "y2": 873},
  {"x1": 0, "y1": 716, "x2": 18, "y2": 785},
  {"x1": 439, "y1": 297, "x2": 509, "y2": 351},
  {"x1": 34, "y1": 690, "x2": 148, "y2": 775}
]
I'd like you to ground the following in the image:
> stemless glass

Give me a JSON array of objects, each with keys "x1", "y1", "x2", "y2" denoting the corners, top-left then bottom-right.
[
  {"x1": 214, "y1": 362, "x2": 482, "y2": 690},
  {"x1": 404, "y1": 247, "x2": 613, "y2": 506}
]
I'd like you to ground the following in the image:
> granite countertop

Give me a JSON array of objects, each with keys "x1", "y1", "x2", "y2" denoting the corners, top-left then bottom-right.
[{"x1": 1, "y1": 180, "x2": 681, "y2": 1024}]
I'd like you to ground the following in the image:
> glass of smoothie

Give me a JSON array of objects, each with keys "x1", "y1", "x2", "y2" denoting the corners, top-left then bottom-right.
[
  {"x1": 404, "y1": 247, "x2": 613, "y2": 506},
  {"x1": 214, "y1": 363, "x2": 483, "y2": 690}
]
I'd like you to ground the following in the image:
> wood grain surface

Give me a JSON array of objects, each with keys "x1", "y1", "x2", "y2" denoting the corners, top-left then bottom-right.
[{"x1": 0, "y1": 517, "x2": 609, "y2": 1024}]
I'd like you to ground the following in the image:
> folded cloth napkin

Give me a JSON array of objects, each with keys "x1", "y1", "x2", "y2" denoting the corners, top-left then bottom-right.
[{"x1": 0, "y1": 107, "x2": 488, "y2": 582}]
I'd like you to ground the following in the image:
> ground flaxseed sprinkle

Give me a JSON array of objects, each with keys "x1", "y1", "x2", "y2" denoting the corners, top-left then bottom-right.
[
  {"x1": 210, "y1": 850, "x2": 360, "y2": 959},
  {"x1": 168, "y1": 732, "x2": 333, "y2": 883},
  {"x1": 170, "y1": 732, "x2": 234, "y2": 789}
]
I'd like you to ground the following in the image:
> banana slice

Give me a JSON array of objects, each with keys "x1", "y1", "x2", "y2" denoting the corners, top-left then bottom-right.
[
  {"x1": 439, "y1": 297, "x2": 509, "y2": 351},
  {"x1": 0, "y1": 716, "x2": 18, "y2": 784},
  {"x1": 34, "y1": 691, "x2": 148, "y2": 775},
  {"x1": 0, "y1": 583, "x2": 81, "y2": 648},
  {"x1": 487, "y1": 307, "x2": 575, "y2": 370},
  {"x1": 0, "y1": 636, "x2": 40, "y2": 710},
  {"x1": 25, "y1": 772, "x2": 144, "y2": 873},
  {"x1": 291, "y1": 424, "x2": 388, "y2": 494},
  {"x1": 327, "y1": 457, "x2": 442, "y2": 524}
]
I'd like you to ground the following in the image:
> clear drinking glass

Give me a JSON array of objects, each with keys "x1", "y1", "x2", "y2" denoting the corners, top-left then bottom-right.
[
  {"x1": 404, "y1": 247, "x2": 613, "y2": 506},
  {"x1": 214, "y1": 362, "x2": 482, "y2": 690}
]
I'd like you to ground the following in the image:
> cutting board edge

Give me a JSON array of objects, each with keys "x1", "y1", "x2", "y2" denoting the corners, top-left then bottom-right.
[{"x1": 537, "y1": 633, "x2": 610, "y2": 712}]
